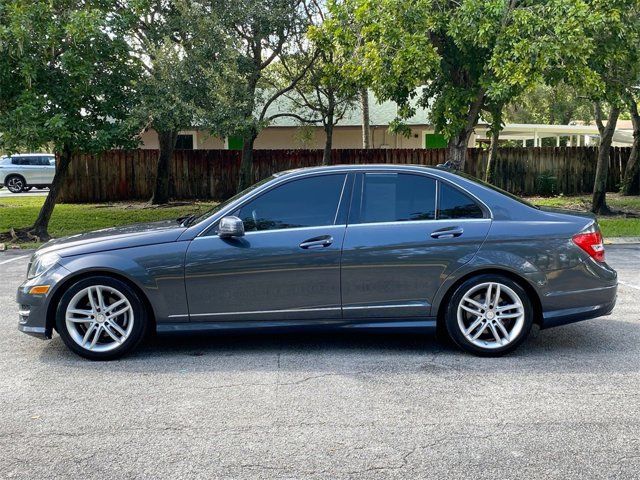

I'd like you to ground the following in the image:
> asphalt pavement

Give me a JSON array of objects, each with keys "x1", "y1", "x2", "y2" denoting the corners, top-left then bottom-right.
[{"x1": 1, "y1": 246, "x2": 639, "y2": 479}]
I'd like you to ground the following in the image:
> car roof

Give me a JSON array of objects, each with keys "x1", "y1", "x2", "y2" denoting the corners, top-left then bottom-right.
[
  {"x1": 1, "y1": 153, "x2": 54, "y2": 158},
  {"x1": 274, "y1": 164, "x2": 444, "y2": 177}
]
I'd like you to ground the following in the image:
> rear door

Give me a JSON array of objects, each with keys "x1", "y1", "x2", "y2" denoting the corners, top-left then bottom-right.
[
  {"x1": 340, "y1": 172, "x2": 491, "y2": 319},
  {"x1": 41, "y1": 156, "x2": 56, "y2": 184}
]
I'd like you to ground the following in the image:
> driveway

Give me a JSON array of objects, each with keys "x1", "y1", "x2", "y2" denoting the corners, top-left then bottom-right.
[{"x1": 1, "y1": 246, "x2": 639, "y2": 479}]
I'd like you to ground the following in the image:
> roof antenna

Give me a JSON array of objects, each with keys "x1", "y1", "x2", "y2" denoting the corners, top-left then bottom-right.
[{"x1": 436, "y1": 160, "x2": 455, "y2": 169}]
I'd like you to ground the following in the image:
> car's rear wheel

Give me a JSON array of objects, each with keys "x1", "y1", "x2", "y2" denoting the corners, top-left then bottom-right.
[
  {"x1": 6, "y1": 175, "x2": 26, "y2": 193},
  {"x1": 55, "y1": 276, "x2": 148, "y2": 360},
  {"x1": 444, "y1": 274, "x2": 533, "y2": 356}
]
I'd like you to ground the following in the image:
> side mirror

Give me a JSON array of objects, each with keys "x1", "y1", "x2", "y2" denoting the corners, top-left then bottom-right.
[{"x1": 218, "y1": 216, "x2": 245, "y2": 238}]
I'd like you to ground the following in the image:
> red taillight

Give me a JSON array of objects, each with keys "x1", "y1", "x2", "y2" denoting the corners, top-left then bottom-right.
[{"x1": 572, "y1": 230, "x2": 605, "y2": 262}]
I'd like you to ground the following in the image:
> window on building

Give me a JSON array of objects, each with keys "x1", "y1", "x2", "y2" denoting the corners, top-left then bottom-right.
[{"x1": 175, "y1": 134, "x2": 195, "y2": 150}]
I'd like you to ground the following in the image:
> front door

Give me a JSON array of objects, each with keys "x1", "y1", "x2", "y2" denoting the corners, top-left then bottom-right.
[
  {"x1": 341, "y1": 172, "x2": 491, "y2": 318},
  {"x1": 184, "y1": 173, "x2": 351, "y2": 322}
]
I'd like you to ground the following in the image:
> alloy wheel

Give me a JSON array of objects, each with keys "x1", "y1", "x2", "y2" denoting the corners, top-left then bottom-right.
[
  {"x1": 456, "y1": 282, "x2": 525, "y2": 350},
  {"x1": 65, "y1": 285, "x2": 134, "y2": 353},
  {"x1": 7, "y1": 177, "x2": 24, "y2": 193}
]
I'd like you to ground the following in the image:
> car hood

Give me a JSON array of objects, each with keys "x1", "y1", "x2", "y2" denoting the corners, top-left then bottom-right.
[{"x1": 37, "y1": 220, "x2": 187, "y2": 257}]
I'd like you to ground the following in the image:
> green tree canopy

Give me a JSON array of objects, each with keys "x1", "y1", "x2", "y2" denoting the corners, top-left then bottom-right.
[
  {"x1": 0, "y1": 0, "x2": 139, "y2": 239},
  {"x1": 322, "y1": 0, "x2": 601, "y2": 168}
]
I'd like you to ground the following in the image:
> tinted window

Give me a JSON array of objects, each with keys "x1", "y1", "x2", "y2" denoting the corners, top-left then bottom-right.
[
  {"x1": 358, "y1": 173, "x2": 436, "y2": 224},
  {"x1": 235, "y1": 174, "x2": 346, "y2": 232},
  {"x1": 438, "y1": 183, "x2": 484, "y2": 219}
]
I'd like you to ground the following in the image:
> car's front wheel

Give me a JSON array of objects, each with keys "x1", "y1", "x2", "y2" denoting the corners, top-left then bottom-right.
[
  {"x1": 55, "y1": 276, "x2": 148, "y2": 360},
  {"x1": 445, "y1": 274, "x2": 534, "y2": 356},
  {"x1": 5, "y1": 175, "x2": 26, "y2": 193}
]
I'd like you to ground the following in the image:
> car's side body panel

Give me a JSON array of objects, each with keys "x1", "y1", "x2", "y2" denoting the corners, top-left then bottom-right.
[
  {"x1": 184, "y1": 225, "x2": 346, "y2": 322},
  {"x1": 15, "y1": 164, "x2": 618, "y2": 343},
  {"x1": 0, "y1": 154, "x2": 55, "y2": 188},
  {"x1": 341, "y1": 219, "x2": 491, "y2": 318}
]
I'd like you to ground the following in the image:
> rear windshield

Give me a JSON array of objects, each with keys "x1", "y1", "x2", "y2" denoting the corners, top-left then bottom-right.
[{"x1": 440, "y1": 168, "x2": 540, "y2": 210}]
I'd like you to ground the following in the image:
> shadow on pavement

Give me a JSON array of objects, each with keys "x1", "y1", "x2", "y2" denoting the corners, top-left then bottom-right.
[{"x1": 36, "y1": 315, "x2": 640, "y2": 375}]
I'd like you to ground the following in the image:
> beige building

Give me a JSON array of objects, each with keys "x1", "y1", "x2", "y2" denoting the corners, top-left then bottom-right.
[
  {"x1": 138, "y1": 91, "x2": 440, "y2": 151},
  {"x1": 137, "y1": 91, "x2": 637, "y2": 151}
]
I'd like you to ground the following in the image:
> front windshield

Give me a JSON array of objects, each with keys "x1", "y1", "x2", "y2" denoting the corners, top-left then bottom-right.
[
  {"x1": 444, "y1": 169, "x2": 540, "y2": 210},
  {"x1": 183, "y1": 175, "x2": 276, "y2": 226}
]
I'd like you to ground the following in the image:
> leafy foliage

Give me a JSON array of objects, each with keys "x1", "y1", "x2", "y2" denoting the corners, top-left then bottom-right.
[{"x1": 0, "y1": 0, "x2": 139, "y2": 154}]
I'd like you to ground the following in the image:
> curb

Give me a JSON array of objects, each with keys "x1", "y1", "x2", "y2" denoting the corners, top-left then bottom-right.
[{"x1": 605, "y1": 237, "x2": 640, "y2": 245}]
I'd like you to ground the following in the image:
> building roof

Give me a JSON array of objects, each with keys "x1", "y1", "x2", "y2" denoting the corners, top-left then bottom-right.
[{"x1": 265, "y1": 89, "x2": 431, "y2": 128}]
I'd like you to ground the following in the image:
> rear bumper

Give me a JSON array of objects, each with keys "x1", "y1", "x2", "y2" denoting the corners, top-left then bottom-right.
[{"x1": 540, "y1": 283, "x2": 617, "y2": 329}]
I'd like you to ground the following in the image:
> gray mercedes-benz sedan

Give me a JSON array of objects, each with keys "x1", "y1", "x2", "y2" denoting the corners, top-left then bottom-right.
[{"x1": 17, "y1": 165, "x2": 617, "y2": 360}]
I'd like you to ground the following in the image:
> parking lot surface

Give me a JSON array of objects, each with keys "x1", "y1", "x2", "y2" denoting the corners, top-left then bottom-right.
[{"x1": 1, "y1": 246, "x2": 639, "y2": 479}]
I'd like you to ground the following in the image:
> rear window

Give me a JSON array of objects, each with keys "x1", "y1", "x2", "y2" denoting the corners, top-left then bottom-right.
[
  {"x1": 441, "y1": 168, "x2": 539, "y2": 210},
  {"x1": 438, "y1": 183, "x2": 484, "y2": 219}
]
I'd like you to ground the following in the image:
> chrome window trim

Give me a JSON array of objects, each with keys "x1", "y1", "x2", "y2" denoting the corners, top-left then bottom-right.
[
  {"x1": 193, "y1": 223, "x2": 347, "y2": 241},
  {"x1": 344, "y1": 218, "x2": 491, "y2": 229},
  {"x1": 190, "y1": 166, "x2": 494, "y2": 237}
]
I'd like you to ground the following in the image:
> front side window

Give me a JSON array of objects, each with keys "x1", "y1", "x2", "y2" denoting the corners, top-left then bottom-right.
[
  {"x1": 438, "y1": 183, "x2": 484, "y2": 219},
  {"x1": 357, "y1": 173, "x2": 437, "y2": 224},
  {"x1": 235, "y1": 174, "x2": 347, "y2": 232}
]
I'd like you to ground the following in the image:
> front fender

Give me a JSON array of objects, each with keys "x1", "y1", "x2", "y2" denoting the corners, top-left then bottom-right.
[{"x1": 58, "y1": 242, "x2": 189, "y2": 324}]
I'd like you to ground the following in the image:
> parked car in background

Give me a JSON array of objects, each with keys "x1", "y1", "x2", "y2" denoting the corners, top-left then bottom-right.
[
  {"x1": 16, "y1": 165, "x2": 617, "y2": 360},
  {"x1": 0, "y1": 153, "x2": 55, "y2": 193}
]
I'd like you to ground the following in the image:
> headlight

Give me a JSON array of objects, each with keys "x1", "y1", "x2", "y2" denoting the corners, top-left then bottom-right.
[{"x1": 27, "y1": 253, "x2": 60, "y2": 279}]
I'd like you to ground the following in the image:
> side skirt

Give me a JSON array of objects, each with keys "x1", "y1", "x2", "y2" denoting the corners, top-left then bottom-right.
[{"x1": 156, "y1": 317, "x2": 437, "y2": 336}]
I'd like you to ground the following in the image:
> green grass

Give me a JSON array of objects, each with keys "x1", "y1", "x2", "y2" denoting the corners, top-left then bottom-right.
[
  {"x1": 524, "y1": 193, "x2": 640, "y2": 238},
  {"x1": 0, "y1": 196, "x2": 217, "y2": 247}
]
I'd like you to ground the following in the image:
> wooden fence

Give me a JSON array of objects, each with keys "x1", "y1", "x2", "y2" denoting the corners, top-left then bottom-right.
[{"x1": 58, "y1": 146, "x2": 632, "y2": 203}]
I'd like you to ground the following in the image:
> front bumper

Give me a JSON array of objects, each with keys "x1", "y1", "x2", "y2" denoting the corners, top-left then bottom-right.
[{"x1": 16, "y1": 263, "x2": 71, "y2": 339}]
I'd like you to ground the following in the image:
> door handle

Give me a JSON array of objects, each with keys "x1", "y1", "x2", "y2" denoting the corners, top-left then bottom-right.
[
  {"x1": 430, "y1": 226, "x2": 464, "y2": 239},
  {"x1": 299, "y1": 235, "x2": 333, "y2": 249}
]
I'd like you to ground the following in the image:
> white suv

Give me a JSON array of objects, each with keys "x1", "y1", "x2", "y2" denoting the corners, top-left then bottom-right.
[{"x1": 0, "y1": 153, "x2": 55, "y2": 193}]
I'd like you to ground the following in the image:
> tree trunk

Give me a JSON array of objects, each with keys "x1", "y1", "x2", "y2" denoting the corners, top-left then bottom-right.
[
  {"x1": 151, "y1": 129, "x2": 178, "y2": 205},
  {"x1": 620, "y1": 99, "x2": 640, "y2": 196},
  {"x1": 323, "y1": 125, "x2": 333, "y2": 166},
  {"x1": 485, "y1": 105, "x2": 503, "y2": 182},
  {"x1": 31, "y1": 143, "x2": 73, "y2": 241},
  {"x1": 592, "y1": 104, "x2": 620, "y2": 214},
  {"x1": 445, "y1": 90, "x2": 485, "y2": 170},
  {"x1": 238, "y1": 130, "x2": 257, "y2": 192},
  {"x1": 485, "y1": 128, "x2": 500, "y2": 183},
  {"x1": 361, "y1": 89, "x2": 370, "y2": 149}
]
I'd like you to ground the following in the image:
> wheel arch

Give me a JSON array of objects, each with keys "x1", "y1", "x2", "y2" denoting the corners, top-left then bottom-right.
[
  {"x1": 45, "y1": 270, "x2": 157, "y2": 335},
  {"x1": 434, "y1": 268, "x2": 543, "y2": 329},
  {"x1": 5, "y1": 173, "x2": 27, "y2": 188}
]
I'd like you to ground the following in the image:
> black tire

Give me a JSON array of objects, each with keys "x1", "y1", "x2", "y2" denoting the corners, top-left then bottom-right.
[
  {"x1": 444, "y1": 274, "x2": 534, "y2": 357},
  {"x1": 55, "y1": 276, "x2": 148, "y2": 360},
  {"x1": 5, "y1": 175, "x2": 26, "y2": 193}
]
